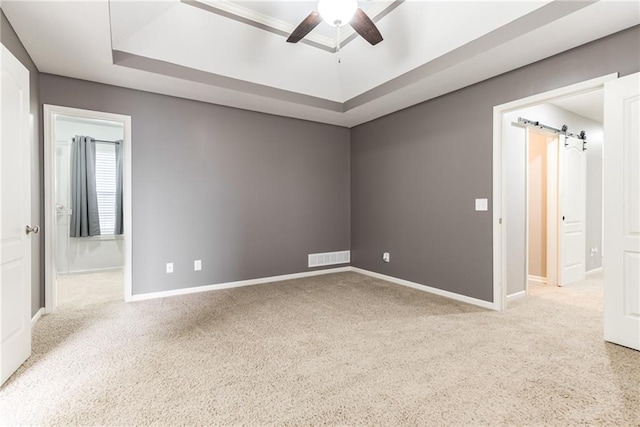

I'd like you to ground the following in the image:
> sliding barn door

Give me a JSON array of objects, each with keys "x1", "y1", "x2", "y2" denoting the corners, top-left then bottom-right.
[
  {"x1": 558, "y1": 134, "x2": 586, "y2": 286},
  {"x1": 603, "y1": 72, "x2": 640, "y2": 351}
]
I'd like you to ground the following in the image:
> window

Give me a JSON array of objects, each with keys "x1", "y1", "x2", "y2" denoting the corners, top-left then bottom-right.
[{"x1": 95, "y1": 143, "x2": 117, "y2": 235}]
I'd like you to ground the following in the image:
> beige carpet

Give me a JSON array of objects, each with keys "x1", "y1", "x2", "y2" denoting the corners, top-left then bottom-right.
[
  {"x1": 56, "y1": 270, "x2": 123, "y2": 309},
  {"x1": 527, "y1": 271, "x2": 604, "y2": 311},
  {"x1": 1, "y1": 272, "x2": 638, "y2": 426}
]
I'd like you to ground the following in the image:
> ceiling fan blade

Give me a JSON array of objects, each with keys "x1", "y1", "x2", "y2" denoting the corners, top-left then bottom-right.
[
  {"x1": 349, "y1": 8, "x2": 383, "y2": 46},
  {"x1": 287, "y1": 11, "x2": 322, "y2": 43}
]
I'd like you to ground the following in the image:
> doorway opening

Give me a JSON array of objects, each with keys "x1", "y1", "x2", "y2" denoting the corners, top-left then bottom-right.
[
  {"x1": 492, "y1": 73, "x2": 615, "y2": 311},
  {"x1": 44, "y1": 105, "x2": 132, "y2": 312},
  {"x1": 504, "y1": 91, "x2": 604, "y2": 308},
  {"x1": 526, "y1": 129, "x2": 560, "y2": 290}
]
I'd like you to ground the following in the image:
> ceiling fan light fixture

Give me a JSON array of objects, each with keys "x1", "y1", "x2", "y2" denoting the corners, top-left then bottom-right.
[{"x1": 317, "y1": 0, "x2": 358, "y2": 27}]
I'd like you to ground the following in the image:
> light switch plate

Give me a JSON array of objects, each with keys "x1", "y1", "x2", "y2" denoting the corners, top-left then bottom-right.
[{"x1": 475, "y1": 198, "x2": 488, "y2": 211}]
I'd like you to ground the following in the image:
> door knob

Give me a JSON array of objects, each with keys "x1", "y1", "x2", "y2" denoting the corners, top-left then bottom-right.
[{"x1": 25, "y1": 225, "x2": 40, "y2": 235}]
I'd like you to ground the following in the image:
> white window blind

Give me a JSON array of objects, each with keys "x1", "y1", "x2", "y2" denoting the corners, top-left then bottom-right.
[{"x1": 95, "y1": 143, "x2": 116, "y2": 235}]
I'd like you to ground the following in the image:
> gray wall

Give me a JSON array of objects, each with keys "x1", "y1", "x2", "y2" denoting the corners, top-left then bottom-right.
[
  {"x1": 8, "y1": 16, "x2": 640, "y2": 305},
  {"x1": 585, "y1": 116, "x2": 603, "y2": 272},
  {"x1": 350, "y1": 26, "x2": 640, "y2": 303},
  {"x1": 1, "y1": 10, "x2": 42, "y2": 316},
  {"x1": 504, "y1": 103, "x2": 604, "y2": 295},
  {"x1": 39, "y1": 75, "x2": 351, "y2": 295}
]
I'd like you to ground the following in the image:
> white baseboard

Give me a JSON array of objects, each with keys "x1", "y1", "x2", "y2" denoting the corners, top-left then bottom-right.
[
  {"x1": 506, "y1": 290, "x2": 527, "y2": 303},
  {"x1": 31, "y1": 307, "x2": 44, "y2": 327},
  {"x1": 130, "y1": 267, "x2": 352, "y2": 302},
  {"x1": 63, "y1": 266, "x2": 124, "y2": 275},
  {"x1": 350, "y1": 267, "x2": 497, "y2": 310},
  {"x1": 586, "y1": 267, "x2": 603, "y2": 275},
  {"x1": 528, "y1": 275, "x2": 547, "y2": 285},
  {"x1": 130, "y1": 265, "x2": 497, "y2": 311}
]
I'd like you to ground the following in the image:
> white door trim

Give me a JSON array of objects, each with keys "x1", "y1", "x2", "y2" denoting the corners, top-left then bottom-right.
[
  {"x1": 524, "y1": 129, "x2": 531, "y2": 296},
  {"x1": 43, "y1": 105, "x2": 133, "y2": 312},
  {"x1": 492, "y1": 73, "x2": 617, "y2": 310}
]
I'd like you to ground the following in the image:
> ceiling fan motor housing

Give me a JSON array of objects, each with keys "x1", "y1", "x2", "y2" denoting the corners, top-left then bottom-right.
[
  {"x1": 317, "y1": 0, "x2": 358, "y2": 27},
  {"x1": 287, "y1": 0, "x2": 383, "y2": 47}
]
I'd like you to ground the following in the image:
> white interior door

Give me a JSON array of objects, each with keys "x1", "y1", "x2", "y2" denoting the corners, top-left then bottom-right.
[
  {"x1": 1, "y1": 45, "x2": 33, "y2": 385},
  {"x1": 603, "y1": 72, "x2": 640, "y2": 351},
  {"x1": 558, "y1": 134, "x2": 586, "y2": 286}
]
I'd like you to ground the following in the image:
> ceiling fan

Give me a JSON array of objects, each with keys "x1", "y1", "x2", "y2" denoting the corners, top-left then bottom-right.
[{"x1": 286, "y1": 0, "x2": 383, "y2": 47}]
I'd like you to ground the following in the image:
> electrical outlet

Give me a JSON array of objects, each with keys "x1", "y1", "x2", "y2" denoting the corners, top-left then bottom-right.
[
  {"x1": 166, "y1": 262, "x2": 173, "y2": 273},
  {"x1": 194, "y1": 260, "x2": 202, "y2": 271},
  {"x1": 382, "y1": 252, "x2": 390, "y2": 263},
  {"x1": 590, "y1": 247, "x2": 599, "y2": 257}
]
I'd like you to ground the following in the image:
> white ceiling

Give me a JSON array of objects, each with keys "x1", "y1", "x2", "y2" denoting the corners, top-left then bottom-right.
[
  {"x1": 551, "y1": 89, "x2": 604, "y2": 123},
  {"x1": 2, "y1": 1, "x2": 639, "y2": 127}
]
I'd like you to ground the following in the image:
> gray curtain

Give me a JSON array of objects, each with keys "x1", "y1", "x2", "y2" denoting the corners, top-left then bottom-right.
[
  {"x1": 114, "y1": 140, "x2": 124, "y2": 235},
  {"x1": 70, "y1": 136, "x2": 100, "y2": 237}
]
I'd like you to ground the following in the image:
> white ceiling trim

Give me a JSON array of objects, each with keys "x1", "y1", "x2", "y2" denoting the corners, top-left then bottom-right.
[
  {"x1": 2, "y1": 0, "x2": 638, "y2": 128},
  {"x1": 111, "y1": 0, "x2": 595, "y2": 114},
  {"x1": 189, "y1": 0, "x2": 336, "y2": 47},
  {"x1": 110, "y1": 1, "x2": 346, "y2": 101},
  {"x1": 112, "y1": 49, "x2": 344, "y2": 111},
  {"x1": 183, "y1": 0, "x2": 400, "y2": 52}
]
